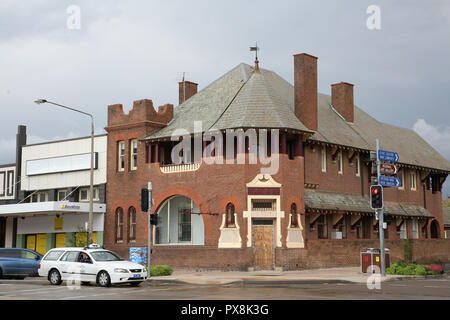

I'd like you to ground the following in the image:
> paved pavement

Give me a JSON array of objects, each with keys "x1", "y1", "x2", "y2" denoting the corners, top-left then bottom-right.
[
  {"x1": 0, "y1": 276, "x2": 449, "y2": 300},
  {"x1": 147, "y1": 267, "x2": 415, "y2": 285},
  {"x1": 0, "y1": 267, "x2": 448, "y2": 300}
]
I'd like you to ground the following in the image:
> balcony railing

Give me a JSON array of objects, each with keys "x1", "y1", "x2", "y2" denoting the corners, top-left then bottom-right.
[{"x1": 159, "y1": 162, "x2": 201, "y2": 174}]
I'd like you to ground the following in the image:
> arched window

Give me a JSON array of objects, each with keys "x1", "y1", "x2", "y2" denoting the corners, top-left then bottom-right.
[
  {"x1": 115, "y1": 207, "x2": 123, "y2": 242},
  {"x1": 128, "y1": 207, "x2": 136, "y2": 242},
  {"x1": 430, "y1": 220, "x2": 440, "y2": 239},
  {"x1": 225, "y1": 203, "x2": 235, "y2": 227},
  {"x1": 290, "y1": 203, "x2": 298, "y2": 227},
  {"x1": 155, "y1": 196, "x2": 204, "y2": 245}
]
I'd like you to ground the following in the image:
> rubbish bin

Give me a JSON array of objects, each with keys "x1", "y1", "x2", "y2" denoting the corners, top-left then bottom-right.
[{"x1": 360, "y1": 248, "x2": 390, "y2": 273}]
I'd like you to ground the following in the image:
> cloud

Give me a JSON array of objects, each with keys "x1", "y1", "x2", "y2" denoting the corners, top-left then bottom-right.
[{"x1": 413, "y1": 119, "x2": 450, "y2": 160}]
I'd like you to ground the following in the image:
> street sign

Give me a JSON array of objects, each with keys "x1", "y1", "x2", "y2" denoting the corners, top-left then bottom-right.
[
  {"x1": 378, "y1": 150, "x2": 399, "y2": 163},
  {"x1": 379, "y1": 175, "x2": 401, "y2": 187},
  {"x1": 380, "y1": 163, "x2": 398, "y2": 175}
]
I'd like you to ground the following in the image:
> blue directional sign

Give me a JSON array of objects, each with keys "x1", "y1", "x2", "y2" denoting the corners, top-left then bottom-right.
[
  {"x1": 379, "y1": 175, "x2": 401, "y2": 188},
  {"x1": 378, "y1": 150, "x2": 399, "y2": 163}
]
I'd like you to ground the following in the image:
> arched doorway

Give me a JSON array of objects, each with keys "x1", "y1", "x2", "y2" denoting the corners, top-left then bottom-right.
[
  {"x1": 154, "y1": 195, "x2": 204, "y2": 245},
  {"x1": 430, "y1": 220, "x2": 440, "y2": 239}
]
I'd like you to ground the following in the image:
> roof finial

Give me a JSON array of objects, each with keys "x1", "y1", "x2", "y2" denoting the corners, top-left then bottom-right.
[{"x1": 250, "y1": 42, "x2": 260, "y2": 73}]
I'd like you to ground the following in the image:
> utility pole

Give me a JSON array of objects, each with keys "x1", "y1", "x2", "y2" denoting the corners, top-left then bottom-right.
[{"x1": 376, "y1": 139, "x2": 386, "y2": 276}]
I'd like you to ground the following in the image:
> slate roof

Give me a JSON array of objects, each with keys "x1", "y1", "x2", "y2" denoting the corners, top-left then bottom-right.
[
  {"x1": 144, "y1": 62, "x2": 450, "y2": 172},
  {"x1": 305, "y1": 190, "x2": 434, "y2": 218},
  {"x1": 444, "y1": 202, "x2": 450, "y2": 226}
]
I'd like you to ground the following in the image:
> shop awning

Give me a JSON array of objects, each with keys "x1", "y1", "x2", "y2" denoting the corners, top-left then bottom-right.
[
  {"x1": 305, "y1": 191, "x2": 433, "y2": 218},
  {"x1": 0, "y1": 201, "x2": 106, "y2": 217}
]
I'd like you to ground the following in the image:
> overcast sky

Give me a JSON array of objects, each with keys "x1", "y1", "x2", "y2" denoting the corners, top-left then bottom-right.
[{"x1": 1, "y1": 0, "x2": 449, "y2": 197}]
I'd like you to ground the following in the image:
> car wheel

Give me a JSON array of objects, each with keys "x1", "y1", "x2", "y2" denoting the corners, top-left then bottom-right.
[
  {"x1": 49, "y1": 269, "x2": 62, "y2": 285},
  {"x1": 0, "y1": 268, "x2": 3, "y2": 279},
  {"x1": 97, "y1": 271, "x2": 111, "y2": 287},
  {"x1": 130, "y1": 282, "x2": 142, "y2": 287}
]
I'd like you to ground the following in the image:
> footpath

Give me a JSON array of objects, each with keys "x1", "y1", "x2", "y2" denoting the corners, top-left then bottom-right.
[{"x1": 146, "y1": 267, "x2": 419, "y2": 286}]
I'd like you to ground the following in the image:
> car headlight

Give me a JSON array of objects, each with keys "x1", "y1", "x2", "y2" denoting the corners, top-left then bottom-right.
[{"x1": 114, "y1": 268, "x2": 129, "y2": 273}]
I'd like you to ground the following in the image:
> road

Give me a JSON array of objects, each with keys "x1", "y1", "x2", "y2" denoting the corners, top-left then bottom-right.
[{"x1": 0, "y1": 276, "x2": 449, "y2": 300}]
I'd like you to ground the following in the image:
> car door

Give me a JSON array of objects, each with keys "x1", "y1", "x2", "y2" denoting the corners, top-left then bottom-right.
[
  {"x1": 77, "y1": 252, "x2": 97, "y2": 282},
  {"x1": 0, "y1": 250, "x2": 16, "y2": 276},
  {"x1": 1, "y1": 249, "x2": 23, "y2": 276},
  {"x1": 20, "y1": 250, "x2": 41, "y2": 276},
  {"x1": 59, "y1": 251, "x2": 82, "y2": 281}
]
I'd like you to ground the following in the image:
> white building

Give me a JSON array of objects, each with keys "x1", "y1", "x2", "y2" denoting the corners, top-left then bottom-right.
[{"x1": 0, "y1": 132, "x2": 107, "y2": 255}]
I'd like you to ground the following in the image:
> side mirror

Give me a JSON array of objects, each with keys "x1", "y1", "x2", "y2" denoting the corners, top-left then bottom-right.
[{"x1": 35, "y1": 256, "x2": 40, "y2": 260}]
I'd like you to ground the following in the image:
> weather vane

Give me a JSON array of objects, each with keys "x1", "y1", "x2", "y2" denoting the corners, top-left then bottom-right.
[
  {"x1": 250, "y1": 42, "x2": 259, "y2": 60},
  {"x1": 250, "y1": 42, "x2": 260, "y2": 72}
]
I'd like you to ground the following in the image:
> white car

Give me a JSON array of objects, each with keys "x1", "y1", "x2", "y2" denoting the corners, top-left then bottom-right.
[{"x1": 38, "y1": 244, "x2": 148, "y2": 287}]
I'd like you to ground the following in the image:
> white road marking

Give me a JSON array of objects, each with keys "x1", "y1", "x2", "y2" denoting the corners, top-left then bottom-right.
[{"x1": 389, "y1": 284, "x2": 408, "y2": 287}]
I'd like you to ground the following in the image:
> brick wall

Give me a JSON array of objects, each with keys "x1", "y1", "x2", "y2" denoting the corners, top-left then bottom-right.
[{"x1": 297, "y1": 239, "x2": 450, "y2": 269}]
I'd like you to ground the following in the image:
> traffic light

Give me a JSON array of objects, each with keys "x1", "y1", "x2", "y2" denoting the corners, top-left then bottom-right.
[
  {"x1": 384, "y1": 213, "x2": 392, "y2": 225},
  {"x1": 370, "y1": 185, "x2": 383, "y2": 209},
  {"x1": 150, "y1": 214, "x2": 158, "y2": 225},
  {"x1": 141, "y1": 188, "x2": 149, "y2": 212}
]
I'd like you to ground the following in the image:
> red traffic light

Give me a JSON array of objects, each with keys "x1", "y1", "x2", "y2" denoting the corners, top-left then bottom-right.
[{"x1": 370, "y1": 185, "x2": 383, "y2": 209}]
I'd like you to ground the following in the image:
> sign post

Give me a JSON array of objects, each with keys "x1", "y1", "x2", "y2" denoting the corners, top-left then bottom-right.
[
  {"x1": 147, "y1": 182, "x2": 152, "y2": 279},
  {"x1": 376, "y1": 139, "x2": 386, "y2": 276}
]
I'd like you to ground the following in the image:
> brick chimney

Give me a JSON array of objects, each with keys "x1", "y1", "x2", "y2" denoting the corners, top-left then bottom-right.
[
  {"x1": 331, "y1": 82, "x2": 354, "y2": 123},
  {"x1": 294, "y1": 53, "x2": 318, "y2": 131},
  {"x1": 178, "y1": 81, "x2": 198, "y2": 105}
]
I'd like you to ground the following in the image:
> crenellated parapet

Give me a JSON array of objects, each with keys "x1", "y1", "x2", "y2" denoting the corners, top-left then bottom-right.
[{"x1": 106, "y1": 99, "x2": 173, "y2": 130}]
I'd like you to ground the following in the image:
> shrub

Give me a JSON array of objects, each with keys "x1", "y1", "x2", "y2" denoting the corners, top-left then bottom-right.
[
  {"x1": 386, "y1": 262, "x2": 431, "y2": 276},
  {"x1": 415, "y1": 265, "x2": 427, "y2": 276},
  {"x1": 150, "y1": 265, "x2": 173, "y2": 276},
  {"x1": 403, "y1": 264, "x2": 417, "y2": 275},
  {"x1": 427, "y1": 270, "x2": 441, "y2": 275},
  {"x1": 397, "y1": 260, "x2": 407, "y2": 268}
]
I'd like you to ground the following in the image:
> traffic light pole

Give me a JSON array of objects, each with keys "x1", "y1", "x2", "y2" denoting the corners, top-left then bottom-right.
[
  {"x1": 147, "y1": 182, "x2": 152, "y2": 279},
  {"x1": 376, "y1": 139, "x2": 386, "y2": 276}
]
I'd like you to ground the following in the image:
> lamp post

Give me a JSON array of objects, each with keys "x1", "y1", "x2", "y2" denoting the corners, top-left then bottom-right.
[{"x1": 34, "y1": 99, "x2": 95, "y2": 244}]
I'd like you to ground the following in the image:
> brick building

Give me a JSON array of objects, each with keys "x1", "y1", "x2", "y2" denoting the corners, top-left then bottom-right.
[
  {"x1": 444, "y1": 199, "x2": 450, "y2": 238},
  {"x1": 104, "y1": 53, "x2": 450, "y2": 270}
]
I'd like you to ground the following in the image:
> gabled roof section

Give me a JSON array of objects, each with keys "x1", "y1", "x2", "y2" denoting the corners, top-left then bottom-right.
[
  {"x1": 144, "y1": 63, "x2": 312, "y2": 140},
  {"x1": 212, "y1": 69, "x2": 310, "y2": 132},
  {"x1": 144, "y1": 61, "x2": 450, "y2": 173},
  {"x1": 309, "y1": 95, "x2": 450, "y2": 172},
  {"x1": 309, "y1": 94, "x2": 370, "y2": 150},
  {"x1": 444, "y1": 201, "x2": 450, "y2": 226},
  {"x1": 144, "y1": 63, "x2": 253, "y2": 140}
]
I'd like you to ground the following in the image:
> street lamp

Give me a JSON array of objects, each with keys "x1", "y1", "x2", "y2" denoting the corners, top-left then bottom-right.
[{"x1": 34, "y1": 99, "x2": 95, "y2": 244}]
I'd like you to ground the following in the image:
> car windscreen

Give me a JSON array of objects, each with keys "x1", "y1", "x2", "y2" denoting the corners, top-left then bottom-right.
[{"x1": 90, "y1": 251, "x2": 123, "y2": 262}]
